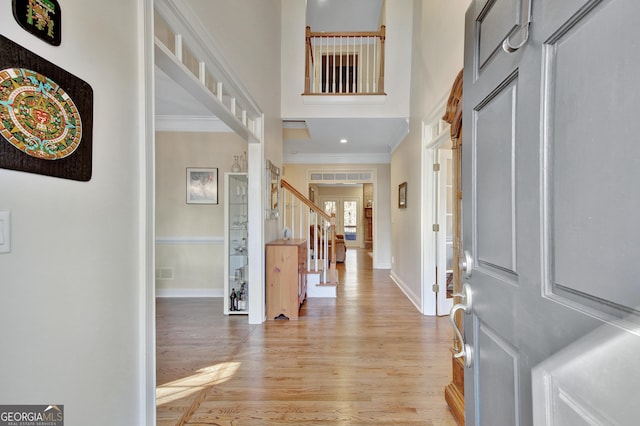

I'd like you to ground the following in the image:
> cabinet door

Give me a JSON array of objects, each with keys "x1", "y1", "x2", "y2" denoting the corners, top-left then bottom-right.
[{"x1": 266, "y1": 243, "x2": 302, "y2": 320}]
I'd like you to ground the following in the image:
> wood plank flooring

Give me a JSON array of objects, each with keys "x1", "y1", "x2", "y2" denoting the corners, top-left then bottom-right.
[{"x1": 156, "y1": 249, "x2": 458, "y2": 425}]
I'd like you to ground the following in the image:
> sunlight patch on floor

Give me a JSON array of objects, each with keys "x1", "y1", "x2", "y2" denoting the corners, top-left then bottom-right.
[{"x1": 156, "y1": 362, "x2": 241, "y2": 406}]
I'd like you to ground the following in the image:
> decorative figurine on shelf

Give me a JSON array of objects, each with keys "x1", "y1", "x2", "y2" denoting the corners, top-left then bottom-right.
[
  {"x1": 231, "y1": 155, "x2": 241, "y2": 172},
  {"x1": 240, "y1": 151, "x2": 248, "y2": 172},
  {"x1": 230, "y1": 288, "x2": 237, "y2": 311},
  {"x1": 238, "y1": 282, "x2": 247, "y2": 311}
]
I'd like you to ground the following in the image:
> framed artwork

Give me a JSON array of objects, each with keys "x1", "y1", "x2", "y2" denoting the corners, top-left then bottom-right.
[
  {"x1": 187, "y1": 168, "x2": 218, "y2": 204},
  {"x1": 12, "y1": 0, "x2": 62, "y2": 46},
  {"x1": 398, "y1": 181, "x2": 407, "y2": 208},
  {"x1": 0, "y1": 35, "x2": 93, "y2": 181}
]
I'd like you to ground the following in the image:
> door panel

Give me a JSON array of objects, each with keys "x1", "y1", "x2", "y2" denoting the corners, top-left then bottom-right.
[
  {"x1": 342, "y1": 199, "x2": 361, "y2": 248},
  {"x1": 544, "y1": 0, "x2": 640, "y2": 314},
  {"x1": 463, "y1": 0, "x2": 640, "y2": 424},
  {"x1": 476, "y1": 0, "x2": 520, "y2": 69},
  {"x1": 475, "y1": 76, "x2": 517, "y2": 275},
  {"x1": 477, "y1": 322, "x2": 520, "y2": 426}
]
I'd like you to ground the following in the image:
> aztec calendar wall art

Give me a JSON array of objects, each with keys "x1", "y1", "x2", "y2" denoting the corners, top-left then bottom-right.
[
  {"x1": 0, "y1": 68, "x2": 82, "y2": 160},
  {"x1": 0, "y1": 35, "x2": 93, "y2": 181}
]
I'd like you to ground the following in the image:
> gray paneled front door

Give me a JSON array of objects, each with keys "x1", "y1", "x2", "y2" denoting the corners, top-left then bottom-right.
[{"x1": 461, "y1": 0, "x2": 640, "y2": 424}]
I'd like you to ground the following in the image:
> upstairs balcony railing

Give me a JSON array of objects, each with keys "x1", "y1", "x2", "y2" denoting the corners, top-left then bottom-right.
[{"x1": 304, "y1": 26, "x2": 386, "y2": 95}]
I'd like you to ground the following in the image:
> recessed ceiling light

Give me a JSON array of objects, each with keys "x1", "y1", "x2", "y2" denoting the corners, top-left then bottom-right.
[{"x1": 340, "y1": 139, "x2": 348, "y2": 144}]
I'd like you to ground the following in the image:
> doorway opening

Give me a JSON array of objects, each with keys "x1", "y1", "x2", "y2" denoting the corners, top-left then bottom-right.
[
  {"x1": 318, "y1": 191, "x2": 363, "y2": 249},
  {"x1": 422, "y1": 119, "x2": 456, "y2": 316}
]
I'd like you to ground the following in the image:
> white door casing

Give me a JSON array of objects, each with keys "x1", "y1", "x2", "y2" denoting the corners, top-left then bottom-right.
[{"x1": 435, "y1": 146, "x2": 454, "y2": 316}]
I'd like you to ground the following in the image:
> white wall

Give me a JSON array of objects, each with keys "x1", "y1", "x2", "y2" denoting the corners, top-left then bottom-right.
[
  {"x1": 184, "y1": 0, "x2": 283, "y2": 249},
  {"x1": 185, "y1": 0, "x2": 283, "y2": 168},
  {"x1": 281, "y1": 0, "x2": 413, "y2": 119},
  {"x1": 390, "y1": 0, "x2": 470, "y2": 311},
  {"x1": 0, "y1": 0, "x2": 149, "y2": 423},
  {"x1": 155, "y1": 131, "x2": 246, "y2": 297}
]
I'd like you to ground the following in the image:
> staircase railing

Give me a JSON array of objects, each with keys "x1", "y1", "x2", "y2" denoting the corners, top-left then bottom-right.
[
  {"x1": 304, "y1": 25, "x2": 386, "y2": 95},
  {"x1": 280, "y1": 179, "x2": 338, "y2": 285}
]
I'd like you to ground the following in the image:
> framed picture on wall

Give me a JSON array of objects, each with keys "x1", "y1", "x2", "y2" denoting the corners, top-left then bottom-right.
[
  {"x1": 187, "y1": 167, "x2": 218, "y2": 204},
  {"x1": 398, "y1": 182, "x2": 407, "y2": 208}
]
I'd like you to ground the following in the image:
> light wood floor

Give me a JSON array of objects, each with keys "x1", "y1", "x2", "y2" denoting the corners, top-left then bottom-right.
[{"x1": 156, "y1": 249, "x2": 458, "y2": 425}]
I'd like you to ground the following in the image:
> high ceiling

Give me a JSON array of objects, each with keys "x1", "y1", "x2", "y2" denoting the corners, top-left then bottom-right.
[
  {"x1": 306, "y1": 0, "x2": 383, "y2": 32},
  {"x1": 155, "y1": 0, "x2": 405, "y2": 162}
]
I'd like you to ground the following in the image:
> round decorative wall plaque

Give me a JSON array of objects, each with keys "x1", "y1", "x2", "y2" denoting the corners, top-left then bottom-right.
[{"x1": 0, "y1": 67, "x2": 82, "y2": 160}]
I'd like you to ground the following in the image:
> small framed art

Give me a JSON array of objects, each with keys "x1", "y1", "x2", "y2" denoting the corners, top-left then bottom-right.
[
  {"x1": 398, "y1": 182, "x2": 407, "y2": 208},
  {"x1": 187, "y1": 168, "x2": 218, "y2": 204}
]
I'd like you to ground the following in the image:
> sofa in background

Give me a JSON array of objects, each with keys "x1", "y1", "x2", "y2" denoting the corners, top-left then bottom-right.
[{"x1": 309, "y1": 225, "x2": 346, "y2": 263}]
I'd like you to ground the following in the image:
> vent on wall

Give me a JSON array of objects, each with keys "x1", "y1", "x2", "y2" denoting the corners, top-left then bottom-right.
[
  {"x1": 156, "y1": 267, "x2": 174, "y2": 280},
  {"x1": 309, "y1": 171, "x2": 373, "y2": 183}
]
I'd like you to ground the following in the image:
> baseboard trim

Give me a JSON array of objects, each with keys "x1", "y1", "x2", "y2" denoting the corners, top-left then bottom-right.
[
  {"x1": 445, "y1": 382, "x2": 465, "y2": 426},
  {"x1": 156, "y1": 289, "x2": 223, "y2": 298},
  {"x1": 389, "y1": 271, "x2": 421, "y2": 313}
]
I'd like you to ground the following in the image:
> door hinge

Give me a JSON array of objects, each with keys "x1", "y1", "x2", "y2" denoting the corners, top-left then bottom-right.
[
  {"x1": 432, "y1": 284, "x2": 439, "y2": 292},
  {"x1": 433, "y1": 163, "x2": 440, "y2": 172},
  {"x1": 433, "y1": 224, "x2": 440, "y2": 232}
]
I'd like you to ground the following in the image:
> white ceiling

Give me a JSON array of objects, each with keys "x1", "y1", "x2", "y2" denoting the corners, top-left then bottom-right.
[
  {"x1": 284, "y1": 117, "x2": 408, "y2": 156},
  {"x1": 306, "y1": 0, "x2": 383, "y2": 32},
  {"x1": 155, "y1": 0, "x2": 404, "y2": 162}
]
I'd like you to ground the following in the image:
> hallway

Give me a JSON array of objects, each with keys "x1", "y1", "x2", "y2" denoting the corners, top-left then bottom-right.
[{"x1": 156, "y1": 249, "x2": 457, "y2": 425}]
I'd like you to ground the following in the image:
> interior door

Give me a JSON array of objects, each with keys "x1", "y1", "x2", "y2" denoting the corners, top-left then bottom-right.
[
  {"x1": 462, "y1": 0, "x2": 640, "y2": 424},
  {"x1": 321, "y1": 197, "x2": 362, "y2": 248},
  {"x1": 436, "y1": 145, "x2": 455, "y2": 315}
]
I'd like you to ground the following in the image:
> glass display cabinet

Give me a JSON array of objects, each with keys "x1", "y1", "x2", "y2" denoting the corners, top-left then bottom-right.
[{"x1": 224, "y1": 172, "x2": 248, "y2": 315}]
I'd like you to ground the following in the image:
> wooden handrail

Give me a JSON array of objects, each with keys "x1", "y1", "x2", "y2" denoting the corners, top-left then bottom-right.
[
  {"x1": 281, "y1": 179, "x2": 330, "y2": 221},
  {"x1": 307, "y1": 28, "x2": 385, "y2": 38},
  {"x1": 280, "y1": 178, "x2": 337, "y2": 284}
]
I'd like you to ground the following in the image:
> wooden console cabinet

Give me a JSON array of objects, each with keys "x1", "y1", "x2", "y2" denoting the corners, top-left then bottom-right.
[{"x1": 265, "y1": 239, "x2": 307, "y2": 320}]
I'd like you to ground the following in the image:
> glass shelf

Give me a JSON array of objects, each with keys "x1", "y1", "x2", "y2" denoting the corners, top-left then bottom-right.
[{"x1": 224, "y1": 172, "x2": 249, "y2": 315}]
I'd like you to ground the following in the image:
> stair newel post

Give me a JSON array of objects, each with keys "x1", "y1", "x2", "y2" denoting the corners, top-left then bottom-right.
[
  {"x1": 329, "y1": 213, "x2": 337, "y2": 284},
  {"x1": 305, "y1": 26, "x2": 311, "y2": 94},
  {"x1": 377, "y1": 25, "x2": 386, "y2": 94}
]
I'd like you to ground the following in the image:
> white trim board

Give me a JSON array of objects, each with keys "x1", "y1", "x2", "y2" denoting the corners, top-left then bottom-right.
[
  {"x1": 156, "y1": 236, "x2": 224, "y2": 245},
  {"x1": 155, "y1": 115, "x2": 233, "y2": 132},
  {"x1": 156, "y1": 289, "x2": 224, "y2": 298}
]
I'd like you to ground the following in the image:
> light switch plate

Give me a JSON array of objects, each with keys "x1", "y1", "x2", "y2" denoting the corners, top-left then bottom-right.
[{"x1": 0, "y1": 211, "x2": 10, "y2": 253}]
